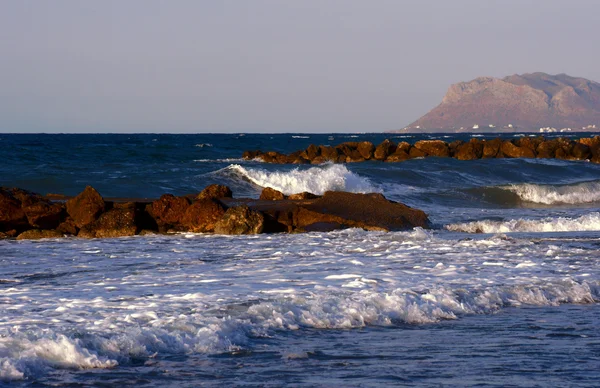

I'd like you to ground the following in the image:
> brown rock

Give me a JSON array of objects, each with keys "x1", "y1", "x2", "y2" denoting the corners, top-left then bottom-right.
[
  {"x1": 148, "y1": 194, "x2": 191, "y2": 231},
  {"x1": 181, "y1": 199, "x2": 226, "y2": 233},
  {"x1": 78, "y1": 203, "x2": 140, "y2": 238},
  {"x1": 260, "y1": 187, "x2": 285, "y2": 201},
  {"x1": 66, "y1": 186, "x2": 106, "y2": 228},
  {"x1": 385, "y1": 150, "x2": 410, "y2": 162},
  {"x1": 310, "y1": 156, "x2": 329, "y2": 164},
  {"x1": 16, "y1": 229, "x2": 64, "y2": 240},
  {"x1": 536, "y1": 140, "x2": 559, "y2": 158},
  {"x1": 482, "y1": 138, "x2": 503, "y2": 158},
  {"x1": 501, "y1": 141, "x2": 536, "y2": 158},
  {"x1": 0, "y1": 188, "x2": 28, "y2": 232},
  {"x1": 57, "y1": 218, "x2": 78, "y2": 235},
  {"x1": 301, "y1": 144, "x2": 320, "y2": 160},
  {"x1": 9, "y1": 188, "x2": 65, "y2": 230},
  {"x1": 357, "y1": 141, "x2": 375, "y2": 160},
  {"x1": 299, "y1": 191, "x2": 429, "y2": 231},
  {"x1": 214, "y1": 205, "x2": 265, "y2": 235},
  {"x1": 242, "y1": 150, "x2": 263, "y2": 160},
  {"x1": 319, "y1": 146, "x2": 339, "y2": 162},
  {"x1": 374, "y1": 139, "x2": 397, "y2": 160},
  {"x1": 197, "y1": 184, "x2": 233, "y2": 200},
  {"x1": 448, "y1": 140, "x2": 464, "y2": 157},
  {"x1": 288, "y1": 192, "x2": 319, "y2": 200},
  {"x1": 408, "y1": 147, "x2": 427, "y2": 158},
  {"x1": 571, "y1": 142, "x2": 591, "y2": 160},
  {"x1": 455, "y1": 139, "x2": 484, "y2": 160},
  {"x1": 260, "y1": 151, "x2": 288, "y2": 164},
  {"x1": 414, "y1": 140, "x2": 450, "y2": 157}
]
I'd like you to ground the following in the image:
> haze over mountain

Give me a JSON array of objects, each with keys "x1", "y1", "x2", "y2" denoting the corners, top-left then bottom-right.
[{"x1": 402, "y1": 73, "x2": 600, "y2": 133}]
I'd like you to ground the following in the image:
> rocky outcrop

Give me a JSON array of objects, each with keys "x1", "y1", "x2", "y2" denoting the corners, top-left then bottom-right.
[
  {"x1": 404, "y1": 73, "x2": 600, "y2": 131},
  {"x1": 2, "y1": 184, "x2": 428, "y2": 239},
  {"x1": 245, "y1": 136, "x2": 600, "y2": 164}
]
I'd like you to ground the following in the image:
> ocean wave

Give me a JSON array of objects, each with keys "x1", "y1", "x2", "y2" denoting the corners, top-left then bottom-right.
[
  {"x1": 445, "y1": 212, "x2": 600, "y2": 233},
  {"x1": 291, "y1": 136, "x2": 309, "y2": 139},
  {"x1": 193, "y1": 158, "x2": 247, "y2": 163},
  {"x1": 216, "y1": 163, "x2": 377, "y2": 195},
  {"x1": 505, "y1": 181, "x2": 600, "y2": 205},
  {"x1": 1, "y1": 279, "x2": 596, "y2": 380},
  {"x1": 195, "y1": 143, "x2": 213, "y2": 148}
]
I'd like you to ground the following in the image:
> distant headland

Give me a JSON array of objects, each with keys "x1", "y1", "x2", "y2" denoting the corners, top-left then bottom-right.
[{"x1": 398, "y1": 72, "x2": 600, "y2": 133}]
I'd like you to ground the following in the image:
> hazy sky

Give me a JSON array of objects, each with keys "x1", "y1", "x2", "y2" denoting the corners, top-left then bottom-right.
[{"x1": 2, "y1": 0, "x2": 599, "y2": 133}]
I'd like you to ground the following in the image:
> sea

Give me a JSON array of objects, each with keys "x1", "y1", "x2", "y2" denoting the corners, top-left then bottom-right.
[{"x1": 1, "y1": 132, "x2": 600, "y2": 387}]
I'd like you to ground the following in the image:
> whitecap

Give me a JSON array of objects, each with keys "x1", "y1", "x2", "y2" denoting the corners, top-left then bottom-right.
[{"x1": 446, "y1": 212, "x2": 600, "y2": 233}]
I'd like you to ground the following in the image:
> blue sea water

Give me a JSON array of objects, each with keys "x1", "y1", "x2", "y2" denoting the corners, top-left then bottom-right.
[{"x1": 1, "y1": 133, "x2": 600, "y2": 387}]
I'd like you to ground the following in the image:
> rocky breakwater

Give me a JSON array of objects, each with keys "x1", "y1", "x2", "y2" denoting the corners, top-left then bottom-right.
[
  {"x1": 0, "y1": 185, "x2": 429, "y2": 240},
  {"x1": 243, "y1": 136, "x2": 600, "y2": 164}
]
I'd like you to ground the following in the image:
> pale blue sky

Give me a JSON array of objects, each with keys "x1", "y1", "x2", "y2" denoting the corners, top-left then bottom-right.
[{"x1": 1, "y1": 0, "x2": 598, "y2": 133}]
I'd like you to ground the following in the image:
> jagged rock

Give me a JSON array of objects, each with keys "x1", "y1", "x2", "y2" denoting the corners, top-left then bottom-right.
[
  {"x1": 0, "y1": 229, "x2": 18, "y2": 239},
  {"x1": 301, "y1": 144, "x2": 320, "y2": 160},
  {"x1": 57, "y1": 217, "x2": 78, "y2": 235},
  {"x1": 260, "y1": 187, "x2": 285, "y2": 201},
  {"x1": 0, "y1": 188, "x2": 28, "y2": 232},
  {"x1": 9, "y1": 188, "x2": 65, "y2": 230},
  {"x1": 260, "y1": 151, "x2": 288, "y2": 164},
  {"x1": 414, "y1": 140, "x2": 450, "y2": 157},
  {"x1": 66, "y1": 186, "x2": 106, "y2": 228},
  {"x1": 242, "y1": 150, "x2": 263, "y2": 160},
  {"x1": 181, "y1": 199, "x2": 226, "y2": 233},
  {"x1": 385, "y1": 150, "x2": 410, "y2": 162},
  {"x1": 287, "y1": 192, "x2": 319, "y2": 200},
  {"x1": 148, "y1": 194, "x2": 191, "y2": 231},
  {"x1": 197, "y1": 184, "x2": 233, "y2": 200},
  {"x1": 408, "y1": 146, "x2": 427, "y2": 158},
  {"x1": 482, "y1": 138, "x2": 503, "y2": 158},
  {"x1": 214, "y1": 205, "x2": 265, "y2": 235},
  {"x1": 374, "y1": 139, "x2": 397, "y2": 160},
  {"x1": 16, "y1": 229, "x2": 64, "y2": 240},
  {"x1": 78, "y1": 203, "x2": 139, "y2": 238},
  {"x1": 357, "y1": 141, "x2": 375, "y2": 159},
  {"x1": 501, "y1": 141, "x2": 535, "y2": 158},
  {"x1": 536, "y1": 140, "x2": 559, "y2": 158},
  {"x1": 571, "y1": 142, "x2": 591, "y2": 160},
  {"x1": 319, "y1": 145, "x2": 339, "y2": 162},
  {"x1": 456, "y1": 139, "x2": 483, "y2": 160}
]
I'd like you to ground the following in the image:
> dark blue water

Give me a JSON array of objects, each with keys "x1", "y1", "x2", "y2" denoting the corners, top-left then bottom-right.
[{"x1": 1, "y1": 132, "x2": 600, "y2": 387}]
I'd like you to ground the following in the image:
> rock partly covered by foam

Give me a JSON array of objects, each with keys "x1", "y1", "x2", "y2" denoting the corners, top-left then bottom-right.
[
  {"x1": 1, "y1": 184, "x2": 429, "y2": 239},
  {"x1": 244, "y1": 136, "x2": 600, "y2": 164}
]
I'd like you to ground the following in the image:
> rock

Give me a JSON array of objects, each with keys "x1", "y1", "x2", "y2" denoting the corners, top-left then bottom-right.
[
  {"x1": 414, "y1": 140, "x2": 450, "y2": 157},
  {"x1": 0, "y1": 188, "x2": 28, "y2": 232},
  {"x1": 214, "y1": 205, "x2": 265, "y2": 235},
  {"x1": 66, "y1": 186, "x2": 106, "y2": 228},
  {"x1": 385, "y1": 150, "x2": 410, "y2": 162},
  {"x1": 374, "y1": 139, "x2": 397, "y2": 160},
  {"x1": 301, "y1": 144, "x2": 320, "y2": 160},
  {"x1": 9, "y1": 188, "x2": 65, "y2": 230},
  {"x1": 57, "y1": 217, "x2": 78, "y2": 235},
  {"x1": 16, "y1": 229, "x2": 64, "y2": 240},
  {"x1": 287, "y1": 192, "x2": 319, "y2": 200},
  {"x1": 310, "y1": 156, "x2": 329, "y2": 164},
  {"x1": 299, "y1": 191, "x2": 429, "y2": 231},
  {"x1": 242, "y1": 150, "x2": 263, "y2": 160},
  {"x1": 197, "y1": 184, "x2": 233, "y2": 200},
  {"x1": 181, "y1": 199, "x2": 226, "y2": 233},
  {"x1": 482, "y1": 138, "x2": 503, "y2": 158},
  {"x1": 448, "y1": 140, "x2": 464, "y2": 157},
  {"x1": 319, "y1": 145, "x2": 339, "y2": 162},
  {"x1": 0, "y1": 229, "x2": 18, "y2": 239},
  {"x1": 500, "y1": 141, "x2": 536, "y2": 158},
  {"x1": 456, "y1": 139, "x2": 483, "y2": 160},
  {"x1": 78, "y1": 203, "x2": 139, "y2": 238},
  {"x1": 408, "y1": 146, "x2": 427, "y2": 158},
  {"x1": 148, "y1": 194, "x2": 191, "y2": 231},
  {"x1": 536, "y1": 139, "x2": 559, "y2": 158},
  {"x1": 357, "y1": 141, "x2": 375, "y2": 159},
  {"x1": 260, "y1": 187, "x2": 285, "y2": 200},
  {"x1": 571, "y1": 142, "x2": 591, "y2": 160}
]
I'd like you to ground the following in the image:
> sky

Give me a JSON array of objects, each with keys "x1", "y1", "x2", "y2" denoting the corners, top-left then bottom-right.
[{"x1": 1, "y1": 0, "x2": 599, "y2": 133}]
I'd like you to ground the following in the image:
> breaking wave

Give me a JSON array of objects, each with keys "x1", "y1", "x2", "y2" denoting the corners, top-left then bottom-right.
[
  {"x1": 446, "y1": 212, "x2": 600, "y2": 233},
  {"x1": 217, "y1": 163, "x2": 377, "y2": 195},
  {"x1": 506, "y1": 180, "x2": 600, "y2": 205},
  {"x1": 1, "y1": 279, "x2": 597, "y2": 381}
]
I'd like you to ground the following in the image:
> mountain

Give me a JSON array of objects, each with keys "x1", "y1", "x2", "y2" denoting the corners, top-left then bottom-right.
[{"x1": 401, "y1": 73, "x2": 600, "y2": 132}]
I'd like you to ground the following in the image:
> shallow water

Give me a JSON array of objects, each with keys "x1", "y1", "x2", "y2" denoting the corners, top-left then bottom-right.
[{"x1": 1, "y1": 133, "x2": 600, "y2": 386}]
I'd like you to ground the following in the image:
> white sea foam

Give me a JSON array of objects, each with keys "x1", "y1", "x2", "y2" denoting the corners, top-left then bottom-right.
[
  {"x1": 194, "y1": 158, "x2": 246, "y2": 163},
  {"x1": 221, "y1": 163, "x2": 377, "y2": 195},
  {"x1": 446, "y1": 212, "x2": 600, "y2": 233},
  {"x1": 506, "y1": 180, "x2": 600, "y2": 205},
  {"x1": 291, "y1": 136, "x2": 310, "y2": 139},
  {"x1": 195, "y1": 143, "x2": 213, "y2": 148}
]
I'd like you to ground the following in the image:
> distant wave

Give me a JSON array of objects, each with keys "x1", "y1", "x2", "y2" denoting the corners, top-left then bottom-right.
[
  {"x1": 216, "y1": 163, "x2": 377, "y2": 195},
  {"x1": 195, "y1": 143, "x2": 213, "y2": 148},
  {"x1": 291, "y1": 136, "x2": 310, "y2": 139},
  {"x1": 446, "y1": 212, "x2": 600, "y2": 233},
  {"x1": 466, "y1": 180, "x2": 600, "y2": 206},
  {"x1": 193, "y1": 158, "x2": 247, "y2": 163},
  {"x1": 506, "y1": 180, "x2": 600, "y2": 205}
]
